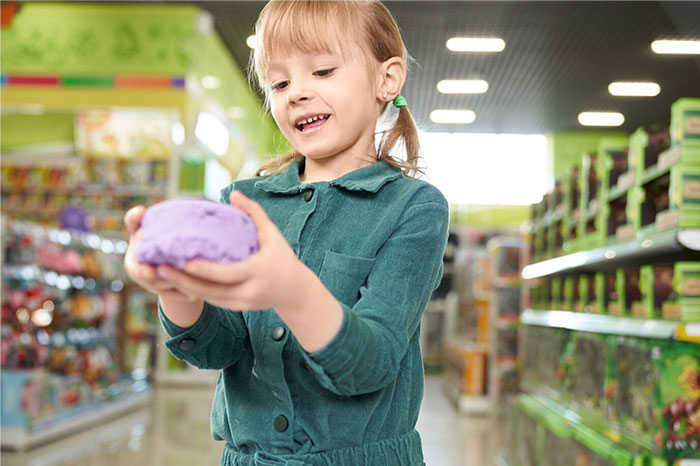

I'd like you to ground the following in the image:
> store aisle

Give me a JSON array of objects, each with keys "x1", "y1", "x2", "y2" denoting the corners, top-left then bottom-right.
[
  {"x1": 417, "y1": 376, "x2": 501, "y2": 466},
  {"x1": 1, "y1": 375, "x2": 499, "y2": 466}
]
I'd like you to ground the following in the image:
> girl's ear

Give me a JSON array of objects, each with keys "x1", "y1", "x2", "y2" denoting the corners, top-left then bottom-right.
[{"x1": 378, "y1": 57, "x2": 406, "y2": 102}]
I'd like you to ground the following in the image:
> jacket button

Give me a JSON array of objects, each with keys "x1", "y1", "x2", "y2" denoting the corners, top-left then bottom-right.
[
  {"x1": 303, "y1": 190, "x2": 313, "y2": 202},
  {"x1": 274, "y1": 415, "x2": 288, "y2": 432},
  {"x1": 178, "y1": 338, "x2": 196, "y2": 351},
  {"x1": 272, "y1": 326, "x2": 286, "y2": 341}
]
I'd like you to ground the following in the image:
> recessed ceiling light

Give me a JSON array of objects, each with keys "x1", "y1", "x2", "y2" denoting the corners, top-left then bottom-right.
[
  {"x1": 651, "y1": 39, "x2": 700, "y2": 54},
  {"x1": 446, "y1": 37, "x2": 505, "y2": 52},
  {"x1": 437, "y1": 79, "x2": 489, "y2": 94},
  {"x1": 430, "y1": 110, "x2": 476, "y2": 124},
  {"x1": 247, "y1": 35, "x2": 258, "y2": 49},
  {"x1": 578, "y1": 112, "x2": 625, "y2": 127},
  {"x1": 608, "y1": 82, "x2": 660, "y2": 97},
  {"x1": 201, "y1": 75, "x2": 220, "y2": 90}
]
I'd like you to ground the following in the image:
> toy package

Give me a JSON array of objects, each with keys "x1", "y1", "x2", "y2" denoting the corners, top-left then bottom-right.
[
  {"x1": 674, "y1": 262, "x2": 700, "y2": 321},
  {"x1": 564, "y1": 276, "x2": 579, "y2": 313},
  {"x1": 595, "y1": 270, "x2": 618, "y2": 315},
  {"x1": 609, "y1": 337, "x2": 657, "y2": 442},
  {"x1": 563, "y1": 332, "x2": 611, "y2": 418},
  {"x1": 670, "y1": 97, "x2": 700, "y2": 147},
  {"x1": 657, "y1": 342, "x2": 700, "y2": 458},
  {"x1": 615, "y1": 268, "x2": 644, "y2": 318},
  {"x1": 576, "y1": 273, "x2": 597, "y2": 313},
  {"x1": 629, "y1": 125, "x2": 671, "y2": 180}
]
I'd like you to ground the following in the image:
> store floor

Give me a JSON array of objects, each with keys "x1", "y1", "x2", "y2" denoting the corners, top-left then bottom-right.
[{"x1": 1, "y1": 375, "x2": 501, "y2": 466}]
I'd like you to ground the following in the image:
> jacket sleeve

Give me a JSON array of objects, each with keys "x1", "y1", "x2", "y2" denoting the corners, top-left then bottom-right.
[
  {"x1": 159, "y1": 302, "x2": 248, "y2": 369},
  {"x1": 301, "y1": 196, "x2": 449, "y2": 396},
  {"x1": 158, "y1": 182, "x2": 249, "y2": 370}
]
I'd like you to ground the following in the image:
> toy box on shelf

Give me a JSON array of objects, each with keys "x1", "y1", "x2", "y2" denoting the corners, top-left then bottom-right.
[
  {"x1": 599, "y1": 137, "x2": 637, "y2": 244},
  {"x1": 563, "y1": 164, "x2": 582, "y2": 253},
  {"x1": 609, "y1": 337, "x2": 700, "y2": 459},
  {"x1": 577, "y1": 152, "x2": 606, "y2": 252},
  {"x1": 575, "y1": 272, "x2": 597, "y2": 313},
  {"x1": 638, "y1": 262, "x2": 700, "y2": 322},
  {"x1": 520, "y1": 325, "x2": 568, "y2": 401},
  {"x1": 561, "y1": 332, "x2": 611, "y2": 421},
  {"x1": 611, "y1": 268, "x2": 644, "y2": 318},
  {"x1": 548, "y1": 181, "x2": 566, "y2": 260},
  {"x1": 594, "y1": 270, "x2": 619, "y2": 315},
  {"x1": 670, "y1": 98, "x2": 700, "y2": 148}
]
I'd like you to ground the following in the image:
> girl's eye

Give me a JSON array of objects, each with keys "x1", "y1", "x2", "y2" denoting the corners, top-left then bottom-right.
[
  {"x1": 271, "y1": 81, "x2": 289, "y2": 91},
  {"x1": 314, "y1": 68, "x2": 336, "y2": 77}
]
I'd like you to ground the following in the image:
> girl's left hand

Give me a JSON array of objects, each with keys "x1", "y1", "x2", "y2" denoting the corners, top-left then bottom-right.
[{"x1": 155, "y1": 191, "x2": 304, "y2": 311}]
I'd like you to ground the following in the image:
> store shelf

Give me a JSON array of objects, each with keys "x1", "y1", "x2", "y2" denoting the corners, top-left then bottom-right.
[
  {"x1": 521, "y1": 309, "x2": 700, "y2": 341},
  {"x1": 1, "y1": 389, "x2": 152, "y2": 451},
  {"x1": 494, "y1": 454, "x2": 512, "y2": 466},
  {"x1": 521, "y1": 228, "x2": 700, "y2": 279},
  {"x1": 442, "y1": 379, "x2": 494, "y2": 414}
]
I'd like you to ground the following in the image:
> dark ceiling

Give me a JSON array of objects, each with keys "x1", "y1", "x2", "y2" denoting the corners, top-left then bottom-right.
[
  {"x1": 125, "y1": 1, "x2": 700, "y2": 135},
  {"x1": 196, "y1": 1, "x2": 700, "y2": 135}
]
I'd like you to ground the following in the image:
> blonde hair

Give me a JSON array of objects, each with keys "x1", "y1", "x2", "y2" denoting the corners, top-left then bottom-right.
[{"x1": 251, "y1": 0, "x2": 421, "y2": 178}]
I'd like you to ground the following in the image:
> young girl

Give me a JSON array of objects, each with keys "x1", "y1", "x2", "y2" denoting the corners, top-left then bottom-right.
[{"x1": 124, "y1": 1, "x2": 449, "y2": 464}]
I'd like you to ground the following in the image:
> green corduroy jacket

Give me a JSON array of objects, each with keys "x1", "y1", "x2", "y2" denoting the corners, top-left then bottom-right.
[{"x1": 159, "y1": 157, "x2": 450, "y2": 466}]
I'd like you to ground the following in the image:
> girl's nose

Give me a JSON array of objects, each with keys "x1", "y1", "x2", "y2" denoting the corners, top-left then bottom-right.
[{"x1": 287, "y1": 85, "x2": 311, "y2": 105}]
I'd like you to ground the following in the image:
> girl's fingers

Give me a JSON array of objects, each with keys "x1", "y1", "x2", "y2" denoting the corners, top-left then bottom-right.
[
  {"x1": 157, "y1": 265, "x2": 245, "y2": 300},
  {"x1": 230, "y1": 191, "x2": 272, "y2": 240},
  {"x1": 183, "y1": 259, "x2": 254, "y2": 283},
  {"x1": 124, "y1": 205, "x2": 146, "y2": 234}
]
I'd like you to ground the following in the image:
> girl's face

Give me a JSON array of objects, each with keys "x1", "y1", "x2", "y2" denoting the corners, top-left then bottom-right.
[{"x1": 266, "y1": 45, "x2": 382, "y2": 168}]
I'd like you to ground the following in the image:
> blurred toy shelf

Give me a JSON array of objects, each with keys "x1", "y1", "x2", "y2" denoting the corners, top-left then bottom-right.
[
  {"x1": 522, "y1": 227, "x2": 700, "y2": 279},
  {"x1": 443, "y1": 235, "x2": 522, "y2": 414},
  {"x1": 1, "y1": 387, "x2": 151, "y2": 451},
  {"x1": 507, "y1": 98, "x2": 700, "y2": 465},
  {"x1": 521, "y1": 309, "x2": 700, "y2": 342}
]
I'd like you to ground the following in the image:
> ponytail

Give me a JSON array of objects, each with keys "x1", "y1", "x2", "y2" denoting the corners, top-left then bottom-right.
[
  {"x1": 377, "y1": 105, "x2": 423, "y2": 178},
  {"x1": 254, "y1": 151, "x2": 303, "y2": 177}
]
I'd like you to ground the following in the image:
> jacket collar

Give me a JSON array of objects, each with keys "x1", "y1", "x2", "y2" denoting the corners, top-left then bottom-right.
[{"x1": 254, "y1": 157, "x2": 402, "y2": 194}]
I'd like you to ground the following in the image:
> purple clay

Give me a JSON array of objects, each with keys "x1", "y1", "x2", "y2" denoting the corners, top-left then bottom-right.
[{"x1": 137, "y1": 198, "x2": 259, "y2": 269}]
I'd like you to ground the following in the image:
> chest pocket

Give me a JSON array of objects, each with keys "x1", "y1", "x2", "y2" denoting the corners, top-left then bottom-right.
[{"x1": 319, "y1": 251, "x2": 376, "y2": 307}]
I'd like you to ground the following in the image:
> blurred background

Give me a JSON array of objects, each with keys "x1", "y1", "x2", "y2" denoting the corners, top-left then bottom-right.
[{"x1": 1, "y1": 1, "x2": 700, "y2": 465}]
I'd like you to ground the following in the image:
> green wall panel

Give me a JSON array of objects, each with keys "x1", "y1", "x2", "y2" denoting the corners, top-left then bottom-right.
[
  {"x1": 1, "y1": 112, "x2": 75, "y2": 151},
  {"x1": 547, "y1": 130, "x2": 628, "y2": 180}
]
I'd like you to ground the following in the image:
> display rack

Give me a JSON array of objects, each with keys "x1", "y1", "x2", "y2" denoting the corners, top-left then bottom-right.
[
  {"x1": 522, "y1": 228, "x2": 700, "y2": 279},
  {"x1": 510, "y1": 98, "x2": 700, "y2": 465},
  {"x1": 521, "y1": 309, "x2": 699, "y2": 342},
  {"x1": 0, "y1": 220, "x2": 151, "y2": 451},
  {"x1": 443, "y1": 234, "x2": 522, "y2": 414}
]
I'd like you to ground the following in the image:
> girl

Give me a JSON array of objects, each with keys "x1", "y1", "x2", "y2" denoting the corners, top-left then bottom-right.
[{"x1": 123, "y1": 1, "x2": 449, "y2": 464}]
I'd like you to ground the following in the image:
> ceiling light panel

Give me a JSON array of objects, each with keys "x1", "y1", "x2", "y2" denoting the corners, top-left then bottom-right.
[
  {"x1": 430, "y1": 110, "x2": 476, "y2": 124},
  {"x1": 578, "y1": 112, "x2": 625, "y2": 127},
  {"x1": 437, "y1": 79, "x2": 489, "y2": 94},
  {"x1": 446, "y1": 37, "x2": 505, "y2": 52},
  {"x1": 651, "y1": 39, "x2": 700, "y2": 54},
  {"x1": 608, "y1": 82, "x2": 660, "y2": 97}
]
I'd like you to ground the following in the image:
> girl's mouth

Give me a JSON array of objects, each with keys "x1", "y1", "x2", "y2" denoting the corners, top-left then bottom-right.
[{"x1": 296, "y1": 114, "x2": 331, "y2": 132}]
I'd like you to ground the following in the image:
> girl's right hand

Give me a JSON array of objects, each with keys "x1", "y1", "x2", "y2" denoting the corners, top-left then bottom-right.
[{"x1": 123, "y1": 205, "x2": 199, "y2": 304}]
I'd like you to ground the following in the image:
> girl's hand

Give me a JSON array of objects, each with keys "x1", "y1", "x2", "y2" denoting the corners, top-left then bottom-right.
[
  {"x1": 155, "y1": 191, "x2": 304, "y2": 311},
  {"x1": 123, "y1": 206, "x2": 201, "y2": 305}
]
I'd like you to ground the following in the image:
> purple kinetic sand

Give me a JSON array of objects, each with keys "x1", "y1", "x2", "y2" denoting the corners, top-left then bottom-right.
[{"x1": 137, "y1": 198, "x2": 259, "y2": 268}]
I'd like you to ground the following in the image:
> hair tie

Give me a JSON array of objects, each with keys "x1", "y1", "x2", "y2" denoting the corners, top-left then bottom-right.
[{"x1": 393, "y1": 95, "x2": 407, "y2": 108}]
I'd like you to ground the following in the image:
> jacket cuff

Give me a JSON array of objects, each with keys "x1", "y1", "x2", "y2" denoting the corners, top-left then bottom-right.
[
  {"x1": 303, "y1": 304, "x2": 361, "y2": 381},
  {"x1": 158, "y1": 301, "x2": 221, "y2": 361}
]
